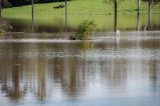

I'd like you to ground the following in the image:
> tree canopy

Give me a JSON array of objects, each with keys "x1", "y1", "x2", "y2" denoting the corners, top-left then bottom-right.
[{"x1": 2, "y1": 0, "x2": 71, "y2": 7}]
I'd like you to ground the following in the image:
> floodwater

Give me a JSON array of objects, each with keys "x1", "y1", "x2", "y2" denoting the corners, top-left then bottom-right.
[{"x1": 0, "y1": 31, "x2": 160, "y2": 106}]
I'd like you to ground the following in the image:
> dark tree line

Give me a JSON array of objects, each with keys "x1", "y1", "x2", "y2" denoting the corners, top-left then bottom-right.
[{"x1": 1, "y1": 0, "x2": 70, "y2": 7}]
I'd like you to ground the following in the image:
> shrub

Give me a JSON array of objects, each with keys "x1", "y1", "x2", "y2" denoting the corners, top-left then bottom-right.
[
  {"x1": 70, "y1": 20, "x2": 96, "y2": 40},
  {"x1": 0, "y1": 24, "x2": 12, "y2": 35},
  {"x1": 0, "y1": 27, "x2": 5, "y2": 35}
]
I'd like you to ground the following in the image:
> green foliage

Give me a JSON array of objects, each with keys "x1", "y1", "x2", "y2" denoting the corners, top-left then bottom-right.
[
  {"x1": 70, "y1": 20, "x2": 96, "y2": 40},
  {"x1": 0, "y1": 23, "x2": 12, "y2": 35},
  {"x1": 3, "y1": 0, "x2": 71, "y2": 7},
  {"x1": 0, "y1": 26, "x2": 5, "y2": 35},
  {"x1": 2, "y1": 0, "x2": 12, "y2": 7}
]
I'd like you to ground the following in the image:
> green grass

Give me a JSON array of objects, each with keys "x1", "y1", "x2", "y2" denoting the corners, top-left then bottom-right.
[
  {"x1": 2, "y1": 0, "x2": 160, "y2": 19},
  {"x1": 1, "y1": 0, "x2": 160, "y2": 31}
]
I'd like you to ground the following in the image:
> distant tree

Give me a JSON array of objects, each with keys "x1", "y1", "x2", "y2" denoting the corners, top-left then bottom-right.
[
  {"x1": 7, "y1": 0, "x2": 71, "y2": 7},
  {"x1": 104, "y1": 0, "x2": 125, "y2": 32},
  {"x1": 8, "y1": 0, "x2": 31, "y2": 6},
  {"x1": 0, "y1": 0, "x2": 9, "y2": 17},
  {"x1": 2, "y1": 0, "x2": 11, "y2": 7},
  {"x1": 142, "y1": 0, "x2": 159, "y2": 2}
]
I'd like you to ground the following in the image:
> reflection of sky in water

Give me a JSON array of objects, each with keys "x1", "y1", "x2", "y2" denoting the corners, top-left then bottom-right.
[{"x1": 0, "y1": 32, "x2": 160, "y2": 106}]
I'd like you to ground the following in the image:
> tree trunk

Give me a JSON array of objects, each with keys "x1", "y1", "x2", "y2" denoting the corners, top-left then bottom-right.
[
  {"x1": 0, "y1": 0, "x2": 2, "y2": 18},
  {"x1": 65, "y1": 0, "x2": 67, "y2": 32},
  {"x1": 137, "y1": 13, "x2": 140, "y2": 31},
  {"x1": 32, "y1": 0, "x2": 34, "y2": 33},
  {"x1": 159, "y1": 0, "x2": 160, "y2": 14},
  {"x1": 114, "y1": 0, "x2": 117, "y2": 32},
  {"x1": 148, "y1": 0, "x2": 151, "y2": 30},
  {"x1": 137, "y1": 0, "x2": 140, "y2": 16}
]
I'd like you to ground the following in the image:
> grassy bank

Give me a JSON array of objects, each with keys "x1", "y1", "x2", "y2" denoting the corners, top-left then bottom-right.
[
  {"x1": 1, "y1": 0, "x2": 160, "y2": 32},
  {"x1": 2, "y1": 0, "x2": 160, "y2": 20}
]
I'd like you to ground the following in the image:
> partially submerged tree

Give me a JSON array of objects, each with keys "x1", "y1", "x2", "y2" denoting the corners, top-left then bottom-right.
[
  {"x1": 0, "y1": 22, "x2": 12, "y2": 35},
  {"x1": 69, "y1": 20, "x2": 96, "y2": 40},
  {"x1": 103, "y1": 0, "x2": 125, "y2": 32}
]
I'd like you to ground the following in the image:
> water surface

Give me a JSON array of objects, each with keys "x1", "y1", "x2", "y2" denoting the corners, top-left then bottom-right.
[{"x1": 0, "y1": 32, "x2": 160, "y2": 106}]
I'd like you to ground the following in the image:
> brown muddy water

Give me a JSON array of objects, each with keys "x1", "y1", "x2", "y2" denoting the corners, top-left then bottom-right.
[{"x1": 0, "y1": 31, "x2": 160, "y2": 106}]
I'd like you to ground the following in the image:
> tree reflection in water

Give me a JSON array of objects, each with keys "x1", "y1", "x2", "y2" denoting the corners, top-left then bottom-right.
[{"x1": 0, "y1": 36, "x2": 160, "y2": 103}]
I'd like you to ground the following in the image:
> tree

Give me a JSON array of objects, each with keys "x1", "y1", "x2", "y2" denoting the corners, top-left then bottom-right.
[
  {"x1": 137, "y1": 0, "x2": 141, "y2": 31},
  {"x1": 137, "y1": 0, "x2": 141, "y2": 16},
  {"x1": 65, "y1": 0, "x2": 67, "y2": 32},
  {"x1": 0, "y1": 0, "x2": 1, "y2": 17},
  {"x1": 142, "y1": 0, "x2": 160, "y2": 13},
  {"x1": 152, "y1": 0, "x2": 160, "y2": 13},
  {"x1": 142, "y1": 0, "x2": 160, "y2": 29},
  {"x1": 8, "y1": 0, "x2": 31, "y2": 6},
  {"x1": 104, "y1": 0, "x2": 125, "y2": 32},
  {"x1": 148, "y1": 0, "x2": 151, "y2": 29},
  {"x1": 7, "y1": 0, "x2": 71, "y2": 7},
  {"x1": 32, "y1": 0, "x2": 34, "y2": 33}
]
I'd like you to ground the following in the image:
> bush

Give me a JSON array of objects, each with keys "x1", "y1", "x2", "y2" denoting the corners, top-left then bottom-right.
[
  {"x1": 70, "y1": 20, "x2": 96, "y2": 40},
  {"x1": 0, "y1": 27, "x2": 5, "y2": 35},
  {"x1": 0, "y1": 23, "x2": 12, "y2": 35}
]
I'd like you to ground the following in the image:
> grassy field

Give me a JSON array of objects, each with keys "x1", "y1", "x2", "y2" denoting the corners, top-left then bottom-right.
[
  {"x1": 1, "y1": 0, "x2": 160, "y2": 32},
  {"x1": 2, "y1": 0, "x2": 160, "y2": 19}
]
